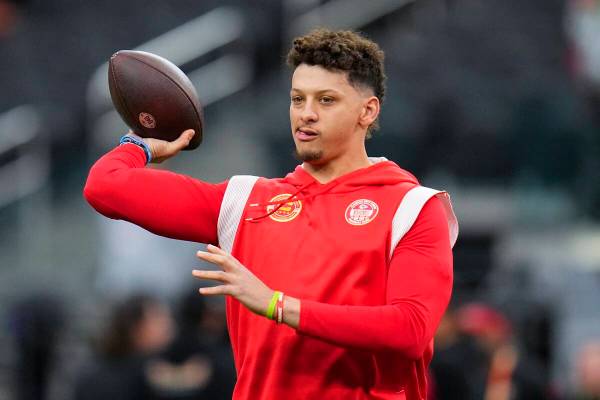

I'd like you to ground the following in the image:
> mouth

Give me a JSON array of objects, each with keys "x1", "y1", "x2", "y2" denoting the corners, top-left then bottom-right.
[{"x1": 295, "y1": 128, "x2": 319, "y2": 142}]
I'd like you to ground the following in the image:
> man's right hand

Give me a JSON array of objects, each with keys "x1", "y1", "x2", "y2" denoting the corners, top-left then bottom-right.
[{"x1": 128, "y1": 129, "x2": 195, "y2": 163}]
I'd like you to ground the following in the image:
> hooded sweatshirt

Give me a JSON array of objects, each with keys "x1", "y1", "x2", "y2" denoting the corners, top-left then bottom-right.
[{"x1": 84, "y1": 144, "x2": 458, "y2": 400}]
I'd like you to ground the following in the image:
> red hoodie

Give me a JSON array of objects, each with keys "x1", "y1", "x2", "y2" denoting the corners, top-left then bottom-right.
[{"x1": 84, "y1": 144, "x2": 458, "y2": 400}]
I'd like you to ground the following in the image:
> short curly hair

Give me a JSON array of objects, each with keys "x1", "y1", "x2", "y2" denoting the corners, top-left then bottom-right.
[{"x1": 286, "y1": 28, "x2": 386, "y2": 136}]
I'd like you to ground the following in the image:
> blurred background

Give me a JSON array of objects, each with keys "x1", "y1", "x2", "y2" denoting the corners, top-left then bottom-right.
[{"x1": 1, "y1": 0, "x2": 600, "y2": 399}]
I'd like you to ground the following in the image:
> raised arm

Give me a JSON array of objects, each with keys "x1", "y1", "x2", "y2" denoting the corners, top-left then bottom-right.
[
  {"x1": 84, "y1": 136, "x2": 226, "y2": 244},
  {"x1": 294, "y1": 196, "x2": 453, "y2": 359}
]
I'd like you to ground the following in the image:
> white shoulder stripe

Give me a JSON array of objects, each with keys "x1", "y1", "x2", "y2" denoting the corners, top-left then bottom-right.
[
  {"x1": 217, "y1": 175, "x2": 259, "y2": 253},
  {"x1": 389, "y1": 186, "x2": 459, "y2": 260}
]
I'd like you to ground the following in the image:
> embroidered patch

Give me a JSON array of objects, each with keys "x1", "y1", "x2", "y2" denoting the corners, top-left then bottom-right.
[
  {"x1": 345, "y1": 199, "x2": 379, "y2": 225},
  {"x1": 267, "y1": 194, "x2": 302, "y2": 222},
  {"x1": 139, "y1": 112, "x2": 156, "y2": 128}
]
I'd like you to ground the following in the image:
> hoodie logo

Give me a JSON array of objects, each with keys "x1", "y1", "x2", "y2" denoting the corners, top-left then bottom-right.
[
  {"x1": 267, "y1": 194, "x2": 302, "y2": 222},
  {"x1": 345, "y1": 199, "x2": 379, "y2": 226}
]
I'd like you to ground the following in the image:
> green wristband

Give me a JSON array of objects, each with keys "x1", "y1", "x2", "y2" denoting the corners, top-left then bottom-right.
[{"x1": 266, "y1": 291, "x2": 280, "y2": 320}]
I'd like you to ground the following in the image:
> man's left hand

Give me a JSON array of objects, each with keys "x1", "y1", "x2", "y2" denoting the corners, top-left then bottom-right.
[{"x1": 192, "y1": 245, "x2": 274, "y2": 316}]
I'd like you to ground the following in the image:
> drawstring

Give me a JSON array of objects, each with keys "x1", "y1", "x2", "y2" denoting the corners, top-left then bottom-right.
[
  {"x1": 245, "y1": 181, "x2": 314, "y2": 222},
  {"x1": 244, "y1": 179, "x2": 341, "y2": 222}
]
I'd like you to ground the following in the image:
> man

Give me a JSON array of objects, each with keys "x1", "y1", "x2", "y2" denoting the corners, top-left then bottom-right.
[{"x1": 84, "y1": 29, "x2": 458, "y2": 400}]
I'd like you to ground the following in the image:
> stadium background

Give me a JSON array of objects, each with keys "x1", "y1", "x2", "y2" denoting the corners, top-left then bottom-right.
[{"x1": 1, "y1": 0, "x2": 600, "y2": 399}]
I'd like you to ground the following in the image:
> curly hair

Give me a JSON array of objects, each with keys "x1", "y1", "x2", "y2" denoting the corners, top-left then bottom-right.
[{"x1": 286, "y1": 28, "x2": 386, "y2": 135}]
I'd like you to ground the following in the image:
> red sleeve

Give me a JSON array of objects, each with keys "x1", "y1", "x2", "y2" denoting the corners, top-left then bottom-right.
[
  {"x1": 83, "y1": 144, "x2": 227, "y2": 244},
  {"x1": 297, "y1": 196, "x2": 453, "y2": 359}
]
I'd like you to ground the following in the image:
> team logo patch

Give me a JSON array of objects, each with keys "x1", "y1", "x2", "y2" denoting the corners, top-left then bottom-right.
[
  {"x1": 267, "y1": 194, "x2": 302, "y2": 222},
  {"x1": 345, "y1": 199, "x2": 379, "y2": 225},
  {"x1": 139, "y1": 112, "x2": 156, "y2": 128}
]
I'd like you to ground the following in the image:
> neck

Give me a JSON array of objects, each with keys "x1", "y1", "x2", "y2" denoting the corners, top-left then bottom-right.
[{"x1": 302, "y1": 147, "x2": 371, "y2": 184}]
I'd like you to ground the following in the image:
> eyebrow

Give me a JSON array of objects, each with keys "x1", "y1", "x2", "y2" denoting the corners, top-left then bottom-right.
[{"x1": 290, "y1": 88, "x2": 344, "y2": 96}]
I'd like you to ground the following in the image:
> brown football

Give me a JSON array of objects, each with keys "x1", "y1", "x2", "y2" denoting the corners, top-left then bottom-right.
[{"x1": 108, "y1": 50, "x2": 203, "y2": 150}]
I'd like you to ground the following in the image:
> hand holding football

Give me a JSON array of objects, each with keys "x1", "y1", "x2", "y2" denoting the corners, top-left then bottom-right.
[{"x1": 108, "y1": 50, "x2": 203, "y2": 150}]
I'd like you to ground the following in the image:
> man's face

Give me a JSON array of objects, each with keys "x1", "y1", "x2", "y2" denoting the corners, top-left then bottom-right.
[{"x1": 290, "y1": 64, "x2": 369, "y2": 164}]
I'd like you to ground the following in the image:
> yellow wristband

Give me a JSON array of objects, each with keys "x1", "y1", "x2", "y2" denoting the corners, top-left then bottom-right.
[{"x1": 266, "y1": 291, "x2": 280, "y2": 320}]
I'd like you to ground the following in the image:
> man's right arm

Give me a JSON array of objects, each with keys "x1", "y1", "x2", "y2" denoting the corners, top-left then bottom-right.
[{"x1": 83, "y1": 143, "x2": 226, "y2": 245}]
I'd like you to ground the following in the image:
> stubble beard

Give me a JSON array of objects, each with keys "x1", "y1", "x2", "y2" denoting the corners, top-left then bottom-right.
[{"x1": 293, "y1": 148, "x2": 323, "y2": 162}]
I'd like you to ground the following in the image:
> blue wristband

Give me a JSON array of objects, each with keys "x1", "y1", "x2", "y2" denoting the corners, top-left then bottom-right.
[{"x1": 119, "y1": 134, "x2": 152, "y2": 164}]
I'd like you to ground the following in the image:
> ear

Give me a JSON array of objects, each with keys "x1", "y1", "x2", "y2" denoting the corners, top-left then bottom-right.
[{"x1": 358, "y1": 96, "x2": 380, "y2": 129}]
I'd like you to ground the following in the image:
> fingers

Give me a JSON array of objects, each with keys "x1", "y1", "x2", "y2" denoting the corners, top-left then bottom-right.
[
  {"x1": 193, "y1": 268, "x2": 232, "y2": 297},
  {"x1": 206, "y1": 244, "x2": 227, "y2": 255},
  {"x1": 126, "y1": 130, "x2": 142, "y2": 139},
  {"x1": 168, "y1": 129, "x2": 195, "y2": 152},
  {"x1": 196, "y1": 250, "x2": 228, "y2": 269},
  {"x1": 194, "y1": 245, "x2": 244, "y2": 298},
  {"x1": 192, "y1": 269, "x2": 229, "y2": 283},
  {"x1": 196, "y1": 245, "x2": 239, "y2": 271},
  {"x1": 198, "y1": 285, "x2": 231, "y2": 296},
  {"x1": 180, "y1": 129, "x2": 196, "y2": 144}
]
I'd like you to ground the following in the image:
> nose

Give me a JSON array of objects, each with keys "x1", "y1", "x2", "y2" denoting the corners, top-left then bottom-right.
[{"x1": 300, "y1": 101, "x2": 318, "y2": 124}]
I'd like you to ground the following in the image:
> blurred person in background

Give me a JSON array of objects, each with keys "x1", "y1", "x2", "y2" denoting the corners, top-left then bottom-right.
[
  {"x1": 456, "y1": 303, "x2": 548, "y2": 400},
  {"x1": 144, "y1": 288, "x2": 235, "y2": 400},
  {"x1": 73, "y1": 294, "x2": 173, "y2": 400},
  {"x1": 84, "y1": 28, "x2": 458, "y2": 400},
  {"x1": 573, "y1": 340, "x2": 600, "y2": 400},
  {"x1": 429, "y1": 306, "x2": 483, "y2": 400},
  {"x1": 9, "y1": 294, "x2": 64, "y2": 400}
]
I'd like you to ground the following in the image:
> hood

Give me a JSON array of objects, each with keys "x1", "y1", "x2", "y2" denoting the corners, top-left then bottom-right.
[
  {"x1": 245, "y1": 158, "x2": 418, "y2": 222},
  {"x1": 283, "y1": 157, "x2": 418, "y2": 191}
]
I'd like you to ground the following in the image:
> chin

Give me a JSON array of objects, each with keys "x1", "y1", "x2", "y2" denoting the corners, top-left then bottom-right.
[{"x1": 293, "y1": 148, "x2": 324, "y2": 162}]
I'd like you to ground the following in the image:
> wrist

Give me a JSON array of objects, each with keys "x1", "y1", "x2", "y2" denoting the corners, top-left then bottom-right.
[
  {"x1": 282, "y1": 296, "x2": 300, "y2": 329},
  {"x1": 265, "y1": 290, "x2": 280, "y2": 320},
  {"x1": 263, "y1": 290, "x2": 300, "y2": 329},
  {"x1": 119, "y1": 134, "x2": 152, "y2": 164}
]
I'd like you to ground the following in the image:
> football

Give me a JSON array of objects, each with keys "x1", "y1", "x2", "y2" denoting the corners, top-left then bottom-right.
[{"x1": 108, "y1": 50, "x2": 203, "y2": 150}]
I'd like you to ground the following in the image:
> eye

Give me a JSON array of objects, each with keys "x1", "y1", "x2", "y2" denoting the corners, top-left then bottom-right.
[
  {"x1": 319, "y1": 96, "x2": 334, "y2": 104},
  {"x1": 291, "y1": 96, "x2": 303, "y2": 105}
]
